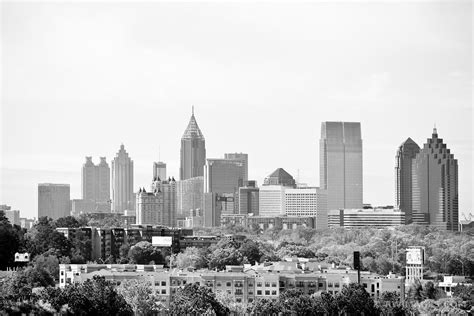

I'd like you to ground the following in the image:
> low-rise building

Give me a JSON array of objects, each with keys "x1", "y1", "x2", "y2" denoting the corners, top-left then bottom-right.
[
  {"x1": 59, "y1": 262, "x2": 405, "y2": 307},
  {"x1": 328, "y1": 208, "x2": 405, "y2": 228}
]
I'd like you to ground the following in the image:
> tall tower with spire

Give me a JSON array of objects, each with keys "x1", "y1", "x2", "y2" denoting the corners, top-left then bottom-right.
[
  {"x1": 180, "y1": 107, "x2": 206, "y2": 180},
  {"x1": 411, "y1": 127, "x2": 458, "y2": 231},
  {"x1": 111, "y1": 144, "x2": 134, "y2": 213}
]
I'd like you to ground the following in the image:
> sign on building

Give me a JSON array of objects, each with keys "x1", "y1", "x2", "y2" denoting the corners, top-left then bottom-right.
[
  {"x1": 406, "y1": 247, "x2": 424, "y2": 265},
  {"x1": 152, "y1": 236, "x2": 173, "y2": 247},
  {"x1": 14, "y1": 252, "x2": 30, "y2": 262}
]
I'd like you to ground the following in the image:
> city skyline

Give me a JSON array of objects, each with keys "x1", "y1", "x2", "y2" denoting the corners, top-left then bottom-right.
[{"x1": 1, "y1": 2, "x2": 472, "y2": 220}]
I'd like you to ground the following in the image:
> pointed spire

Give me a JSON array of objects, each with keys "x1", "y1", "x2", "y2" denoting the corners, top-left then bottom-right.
[
  {"x1": 182, "y1": 106, "x2": 204, "y2": 139},
  {"x1": 433, "y1": 124, "x2": 438, "y2": 137}
]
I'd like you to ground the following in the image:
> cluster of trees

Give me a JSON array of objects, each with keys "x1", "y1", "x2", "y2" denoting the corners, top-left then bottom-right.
[{"x1": 194, "y1": 224, "x2": 474, "y2": 276}]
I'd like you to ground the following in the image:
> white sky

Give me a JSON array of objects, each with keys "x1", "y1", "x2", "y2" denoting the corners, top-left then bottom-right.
[{"x1": 1, "y1": 1, "x2": 472, "y2": 220}]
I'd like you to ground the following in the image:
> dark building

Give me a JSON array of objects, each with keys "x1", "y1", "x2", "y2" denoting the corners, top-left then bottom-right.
[
  {"x1": 395, "y1": 138, "x2": 420, "y2": 224},
  {"x1": 239, "y1": 181, "x2": 259, "y2": 215},
  {"x1": 180, "y1": 107, "x2": 206, "y2": 181},
  {"x1": 412, "y1": 128, "x2": 458, "y2": 231}
]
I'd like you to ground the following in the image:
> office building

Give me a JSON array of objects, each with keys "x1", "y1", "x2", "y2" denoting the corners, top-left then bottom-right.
[
  {"x1": 153, "y1": 161, "x2": 167, "y2": 181},
  {"x1": 111, "y1": 144, "x2": 134, "y2": 213},
  {"x1": 259, "y1": 185, "x2": 287, "y2": 217},
  {"x1": 19, "y1": 217, "x2": 35, "y2": 229},
  {"x1": 82, "y1": 157, "x2": 110, "y2": 212},
  {"x1": 38, "y1": 183, "x2": 70, "y2": 220},
  {"x1": 204, "y1": 158, "x2": 245, "y2": 194},
  {"x1": 320, "y1": 122, "x2": 363, "y2": 210},
  {"x1": 263, "y1": 168, "x2": 296, "y2": 187},
  {"x1": 328, "y1": 208, "x2": 405, "y2": 228},
  {"x1": 224, "y1": 153, "x2": 248, "y2": 183},
  {"x1": 203, "y1": 193, "x2": 221, "y2": 227},
  {"x1": 152, "y1": 177, "x2": 177, "y2": 227},
  {"x1": 395, "y1": 138, "x2": 420, "y2": 224},
  {"x1": 412, "y1": 128, "x2": 458, "y2": 231},
  {"x1": 285, "y1": 187, "x2": 328, "y2": 229},
  {"x1": 136, "y1": 188, "x2": 161, "y2": 225},
  {"x1": 0, "y1": 205, "x2": 20, "y2": 226},
  {"x1": 239, "y1": 181, "x2": 259, "y2": 215},
  {"x1": 177, "y1": 176, "x2": 203, "y2": 218},
  {"x1": 180, "y1": 108, "x2": 206, "y2": 180},
  {"x1": 70, "y1": 199, "x2": 96, "y2": 216}
]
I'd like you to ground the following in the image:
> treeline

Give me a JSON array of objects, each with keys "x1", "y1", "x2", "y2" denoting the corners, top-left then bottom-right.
[{"x1": 193, "y1": 224, "x2": 474, "y2": 277}]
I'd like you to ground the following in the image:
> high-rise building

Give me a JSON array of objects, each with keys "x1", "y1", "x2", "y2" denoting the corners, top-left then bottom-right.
[
  {"x1": 320, "y1": 122, "x2": 363, "y2": 210},
  {"x1": 180, "y1": 108, "x2": 206, "y2": 180},
  {"x1": 0, "y1": 205, "x2": 20, "y2": 226},
  {"x1": 224, "y1": 153, "x2": 248, "y2": 183},
  {"x1": 38, "y1": 183, "x2": 70, "y2": 220},
  {"x1": 153, "y1": 162, "x2": 167, "y2": 181},
  {"x1": 412, "y1": 128, "x2": 458, "y2": 231},
  {"x1": 285, "y1": 187, "x2": 328, "y2": 229},
  {"x1": 395, "y1": 138, "x2": 420, "y2": 224},
  {"x1": 204, "y1": 158, "x2": 245, "y2": 194},
  {"x1": 81, "y1": 156, "x2": 111, "y2": 212},
  {"x1": 263, "y1": 168, "x2": 296, "y2": 187},
  {"x1": 203, "y1": 192, "x2": 221, "y2": 227},
  {"x1": 259, "y1": 185, "x2": 287, "y2": 217},
  {"x1": 177, "y1": 176, "x2": 203, "y2": 218},
  {"x1": 152, "y1": 177, "x2": 177, "y2": 227},
  {"x1": 111, "y1": 144, "x2": 134, "y2": 213},
  {"x1": 239, "y1": 181, "x2": 259, "y2": 215},
  {"x1": 136, "y1": 188, "x2": 161, "y2": 225}
]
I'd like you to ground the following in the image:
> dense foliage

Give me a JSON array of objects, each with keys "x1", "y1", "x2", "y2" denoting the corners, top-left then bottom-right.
[{"x1": 169, "y1": 283, "x2": 229, "y2": 315}]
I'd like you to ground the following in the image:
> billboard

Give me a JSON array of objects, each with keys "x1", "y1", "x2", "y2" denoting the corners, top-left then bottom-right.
[
  {"x1": 406, "y1": 247, "x2": 424, "y2": 265},
  {"x1": 152, "y1": 236, "x2": 173, "y2": 247}
]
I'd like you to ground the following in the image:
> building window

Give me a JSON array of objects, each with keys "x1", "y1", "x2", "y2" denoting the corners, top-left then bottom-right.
[
  {"x1": 161, "y1": 281, "x2": 166, "y2": 286},
  {"x1": 248, "y1": 283, "x2": 253, "y2": 287},
  {"x1": 271, "y1": 290, "x2": 277, "y2": 295},
  {"x1": 161, "y1": 289, "x2": 166, "y2": 294},
  {"x1": 236, "y1": 298, "x2": 242, "y2": 303},
  {"x1": 249, "y1": 291, "x2": 253, "y2": 295},
  {"x1": 217, "y1": 283, "x2": 221, "y2": 287},
  {"x1": 235, "y1": 289, "x2": 243, "y2": 295},
  {"x1": 265, "y1": 290, "x2": 270, "y2": 295},
  {"x1": 335, "y1": 283, "x2": 340, "y2": 288},
  {"x1": 318, "y1": 283, "x2": 323, "y2": 288},
  {"x1": 257, "y1": 282, "x2": 262, "y2": 287},
  {"x1": 226, "y1": 282, "x2": 231, "y2": 287},
  {"x1": 249, "y1": 298, "x2": 254, "y2": 303},
  {"x1": 257, "y1": 290, "x2": 262, "y2": 295},
  {"x1": 271, "y1": 283, "x2": 277, "y2": 287},
  {"x1": 265, "y1": 282, "x2": 270, "y2": 287},
  {"x1": 328, "y1": 282, "x2": 333, "y2": 287}
]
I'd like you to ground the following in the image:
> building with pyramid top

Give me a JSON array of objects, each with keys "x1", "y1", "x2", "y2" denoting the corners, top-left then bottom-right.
[{"x1": 180, "y1": 107, "x2": 206, "y2": 180}]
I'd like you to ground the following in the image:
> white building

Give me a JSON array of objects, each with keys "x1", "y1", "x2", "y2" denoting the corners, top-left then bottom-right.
[
  {"x1": 328, "y1": 208, "x2": 405, "y2": 228},
  {"x1": 259, "y1": 186, "x2": 328, "y2": 229},
  {"x1": 259, "y1": 185, "x2": 286, "y2": 217}
]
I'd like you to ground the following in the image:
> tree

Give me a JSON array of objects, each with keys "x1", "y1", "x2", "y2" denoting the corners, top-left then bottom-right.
[
  {"x1": 117, "y1": 279, "x2": 164, "y2": 314},
  {"x1": 128, "y1": 241, "x2": 164, "y2": 264},
  {"x1": 26, "y1": 216, "x2": 72, "y2": 258},
  {"x1": 376, "y1": 291, "x2": 410, "y2": 316},
  {"x1": 239, "y1": 239, "x2": 263, "y2": 265},
  {"x1": 0, "y1": 210, "x2": 21, "y2": 270},
  {"x1": 208, "y1": 247, "x2": 243, "y2": 270},
  {"x1": 54, "y1": 216, "x2": 80, "y2": 228},
  {"x1": 4, "y1": 266, "x2": 55, "y2": 301},
  {"x1": 40, "y1": 276, "x2": 133, "y2": 315},
  {"x1": 452, "y1": 284, "x2": 474, "y2": 309},
  {"x1": 279, "y1": 288, "x2": 315, "y2": 315},
  {"x1": 249, "y1": 298, "x2": 281, "y2": 316},
  {"x1": 174, "y1": 247, "x2": 208, "y2": 269},
  {"x1": 333, "y1": 283, "x2": 379, "y2": 315},
  {"x1": 169, "y1": 283, "x2": 229, "y2": 315},
  {"x1": 32, "y1": 253, "x2": 60, "y2": 281}
]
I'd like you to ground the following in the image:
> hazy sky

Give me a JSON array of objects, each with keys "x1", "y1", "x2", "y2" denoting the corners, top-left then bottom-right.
[{"x1": 1, "y1": 1, "x2": 472, "y2": 220}]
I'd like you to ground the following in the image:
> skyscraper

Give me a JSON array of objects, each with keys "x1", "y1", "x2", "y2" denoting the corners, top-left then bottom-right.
[
  {"x1": 395, "y1": 138, "x2": 420, "y2": 224},
  {"x1": 180, "y1": 107, "x2": 206, "y2": 180},
  {"x1": 38, "y1": 183, "x2": 70, "y2": 220},
  {"x1": 412, "y1": 128, "x2": 458, "y2": 231},
  {"x1": 153, "y1": 161, "x2": 167, "y2": 181},
  {"x1": 177, "y1": 176, "x2": 203, "y2": 218},
  {"x1": 152, "y1": 177, "x2": 177, "y2": 227},
  {"x1": 224, "y1": 153, "x2": 248, "y2": 183},
  {"x1": 204, "y1": 158, "x2": 245, "y2": 194},
  {"x1": 239, "y1": 181, "x2": 259, "y2": 215},
  {"x1": 81, "y1": 157, "x2": 110, "y2": 212},
  {"x1": 263, "y1": 168, "x2": 296, "y2": 187},
  {"x1": 111, "y1": 144, "x2": 134, "y2": 213},
  {"x1": 320, "y1": 122, "x2": 363, "y2": 210}
]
